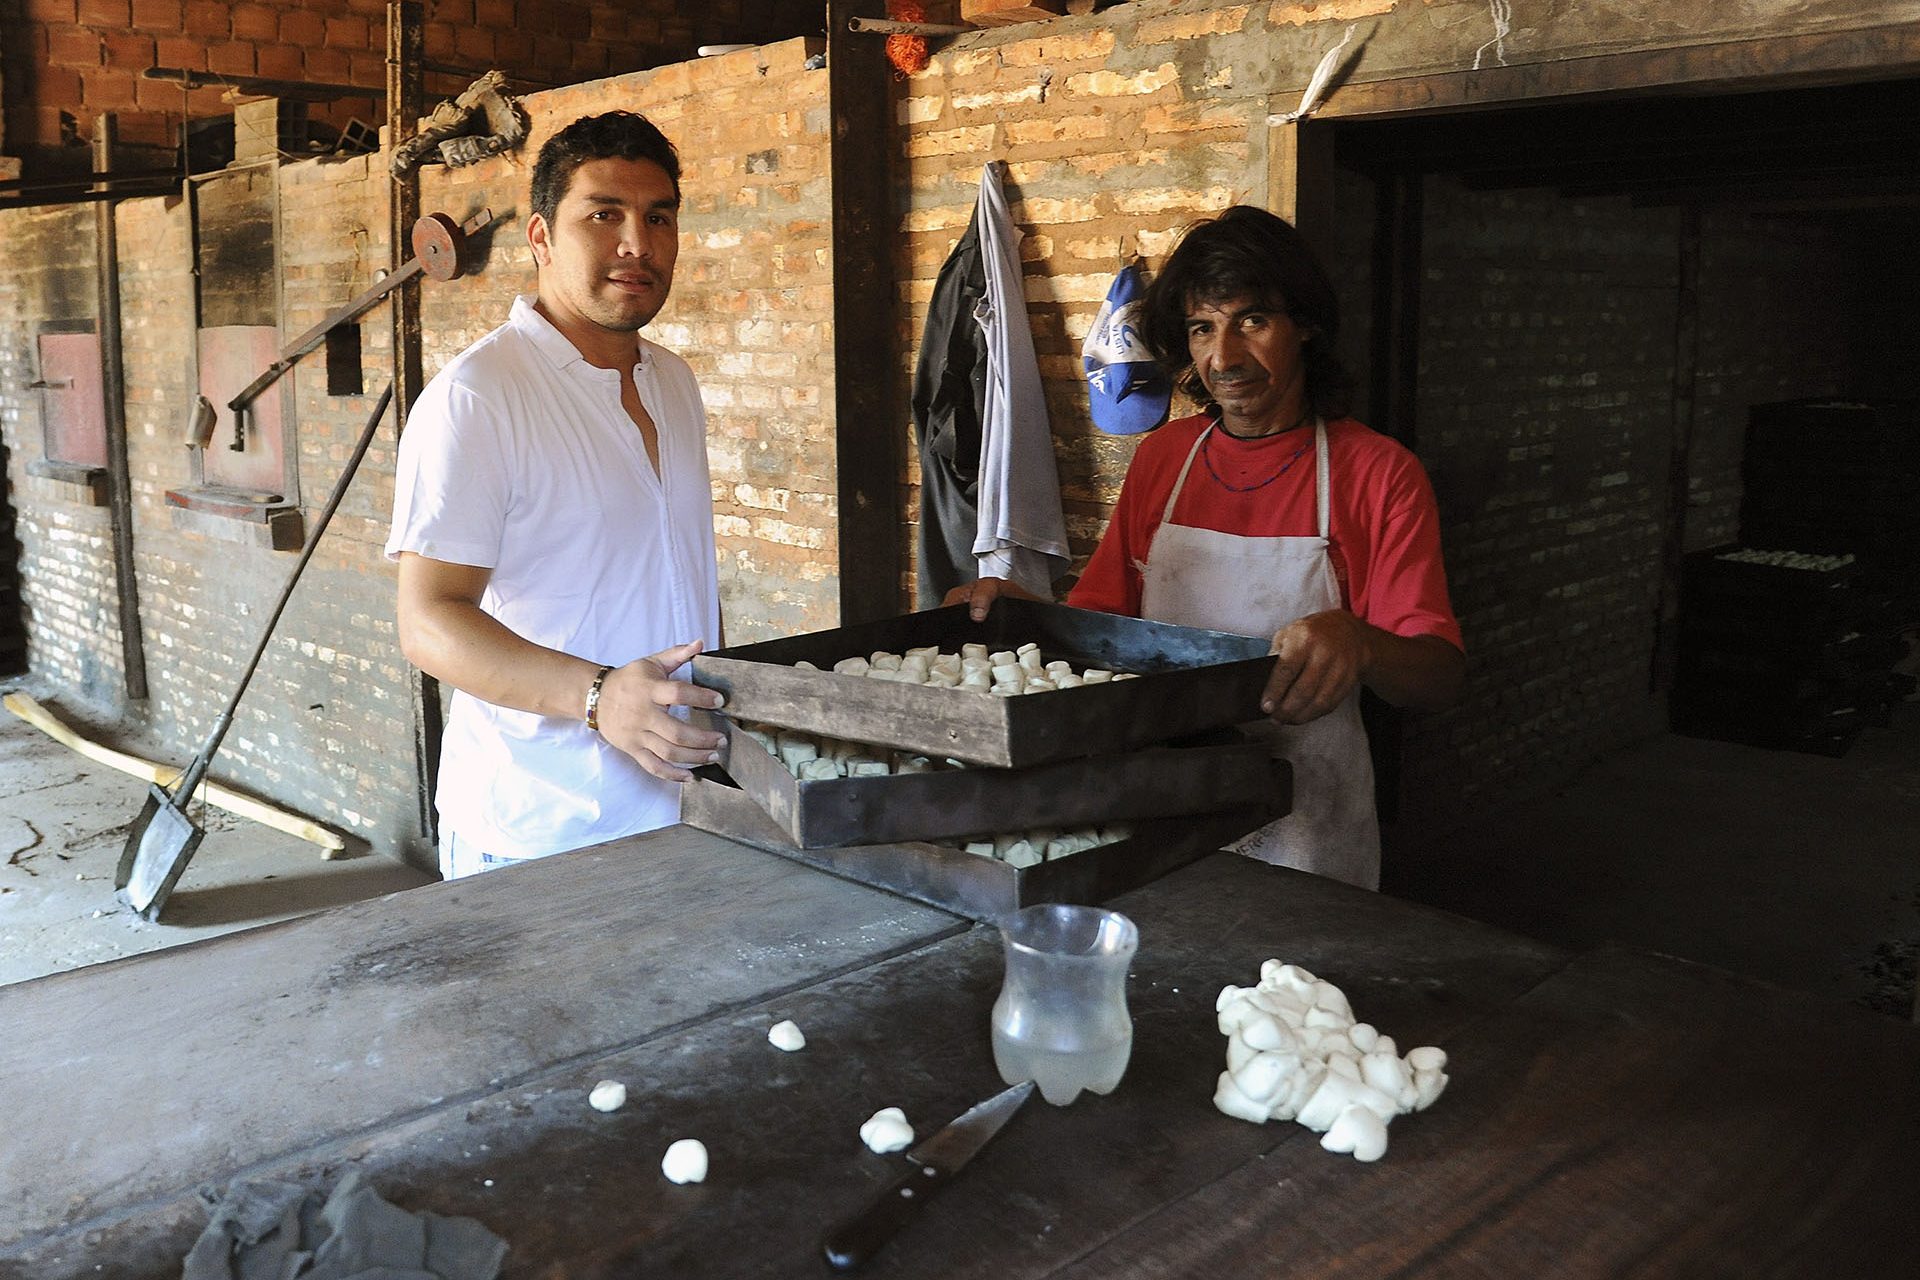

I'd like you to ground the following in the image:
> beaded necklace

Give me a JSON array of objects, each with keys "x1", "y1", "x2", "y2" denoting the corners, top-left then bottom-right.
[{"x1": 1202, "y1": 416, "x2": 1313, "y2": 494}]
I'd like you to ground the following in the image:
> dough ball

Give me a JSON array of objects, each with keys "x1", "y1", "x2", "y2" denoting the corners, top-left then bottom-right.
[{"x1": 662, "y1": 1138, "x2": 709, "y2": 1184}]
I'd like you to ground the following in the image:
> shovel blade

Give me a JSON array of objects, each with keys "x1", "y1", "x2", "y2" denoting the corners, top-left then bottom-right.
[{"x1": 116, "y1": 791, "x2": 205, "y2": 921}]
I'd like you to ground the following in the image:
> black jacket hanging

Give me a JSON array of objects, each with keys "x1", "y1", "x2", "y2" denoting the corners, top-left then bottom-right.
[{"x1": 909, "y1": 210, "x2": 987, "y2": 608}]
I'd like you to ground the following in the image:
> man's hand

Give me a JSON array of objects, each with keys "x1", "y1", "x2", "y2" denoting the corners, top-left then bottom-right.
[
  {"x1": 941, "y1": 576, "x2": 1050, "y2": 622},
  {"x1": 1260, "y1": 610, "x2": 1467, "y2": 724},
  {"x1": 593, "y1": 640, "x2": 727, "y2": 783},
  {"x1": 1261, "y1": 610, "x2": 1370, "y2": 724}
]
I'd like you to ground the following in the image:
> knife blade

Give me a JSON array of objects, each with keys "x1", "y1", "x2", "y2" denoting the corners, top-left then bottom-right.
[{"x1": 821, "y1": 1080, "x2": 1036, "y2": 1272}]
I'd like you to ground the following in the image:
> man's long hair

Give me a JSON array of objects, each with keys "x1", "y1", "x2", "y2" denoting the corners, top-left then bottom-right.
[
  {"x1": 530, "y1": 111, "x2": 682, "y2": 225},
  {"x1": 1140, "y1": 206, "x2": 1354, "y2": 421}
]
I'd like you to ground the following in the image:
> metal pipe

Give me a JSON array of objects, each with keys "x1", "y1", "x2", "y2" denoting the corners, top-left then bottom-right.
[{"x1": 847, "y1": 16, "x2": 973, "y2": 35}]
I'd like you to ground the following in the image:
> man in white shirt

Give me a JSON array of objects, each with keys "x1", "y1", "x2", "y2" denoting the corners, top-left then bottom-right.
[{"x1": 387, "y1": 111, "x2": 726, "y2": 878}]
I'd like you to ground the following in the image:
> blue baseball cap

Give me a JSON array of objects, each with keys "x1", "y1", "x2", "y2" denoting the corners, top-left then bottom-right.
[{"x1": 1082, "y1": 262, "x2": 1172, "y2": 435}]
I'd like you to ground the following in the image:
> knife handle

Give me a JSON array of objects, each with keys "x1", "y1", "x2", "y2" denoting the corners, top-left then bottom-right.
[{"x1": 821, "y1": 1161, "x2": 950, "y2": 1272}]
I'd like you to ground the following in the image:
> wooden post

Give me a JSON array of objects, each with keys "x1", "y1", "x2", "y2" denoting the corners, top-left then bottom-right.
[
  {"x1": 93, "y1": 114, "x2": 148, "y2": 701},
  {"x1": 827, "y1": 0, "x2": 904, "y2": 624},
  {"x1": 1363, "y1": 168, "x2": 1425, "y2": 837},
  {"x1": 1651, "y1": 204, "x2": 1702, "y2": 696},
  {"x1": 388, "y1": 0, "x2": 440, "y2": 846},
  {"x1": 1267, "y1": 118, "x2": 1336, "y2": 254}
]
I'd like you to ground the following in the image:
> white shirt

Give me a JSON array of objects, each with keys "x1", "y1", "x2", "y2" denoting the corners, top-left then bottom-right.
[{"x1": 386, "y1": 295, "x2": 720, "y2": 858}]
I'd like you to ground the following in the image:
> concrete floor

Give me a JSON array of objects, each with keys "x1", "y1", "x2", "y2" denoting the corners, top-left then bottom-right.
[
  {"x1": 0, "y1": 678, "x2": 433, "y2": 986},
  {"x1": 5, "y1": 674, "x2": 1916, "y2": 1020},
  {"x1": 1388, "y1": 697, "x2": 1920, "y2": 1020}
]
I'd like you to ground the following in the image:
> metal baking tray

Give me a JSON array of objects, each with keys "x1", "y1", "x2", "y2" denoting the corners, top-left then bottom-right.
[
  {"x1": 681, "y1": 769, "x2": 1275, "y2": 922},
  {"x1": 722, "y1": 717, "x2": 1286, "y2": 849},
  {"x1": 691, "y1": 599, "x2": 1276, "y2": 767}
]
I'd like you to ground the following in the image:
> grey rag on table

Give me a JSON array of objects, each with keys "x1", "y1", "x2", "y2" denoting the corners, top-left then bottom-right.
[{"x1": 181, "y1": 1170, "x2": 507, "y2": 1280}]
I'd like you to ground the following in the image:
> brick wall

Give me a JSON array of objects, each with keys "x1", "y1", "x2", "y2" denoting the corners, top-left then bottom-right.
[
  {"x1": 2, "y1": 0, "x2": 752, "y2": 164},
  {"x1": 0, "y1": 202, "x2": 123, "y2": 699},
  {"x1": 0, "y1": 40, "x2": 833, "y2": 866}
]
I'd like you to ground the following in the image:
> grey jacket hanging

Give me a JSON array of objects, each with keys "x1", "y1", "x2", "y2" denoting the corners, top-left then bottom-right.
[{"x1": 910, "y1": 164, "x2": 1069, "y2": 608}]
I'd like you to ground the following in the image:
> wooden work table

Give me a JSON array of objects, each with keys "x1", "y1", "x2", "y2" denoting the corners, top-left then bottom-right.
[{"x1": 4, "y1": 825, "x2": 1915, "y2": 1277}]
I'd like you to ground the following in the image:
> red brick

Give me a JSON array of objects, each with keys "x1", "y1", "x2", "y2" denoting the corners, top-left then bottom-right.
[
  {"x1": 452, "y1": 25, "x2": 493, "y2": 63},
  {"x1": 475, "y1": 0, "x2": 513, "y2": 26},
  {"x1": 532, "y1": 34, "x2": 570, "y2": 68},
  {"x1": 116, "y1": 112, "x2": 174, "y2": 147},
  {"x1": 568, "y1": 40, "x2": 608, "y2": 77},
  {"x1": 33, "y1": 66, "x2": 87, "y2": 111},
  {"x1": 24, "y1": 0, "x2": 78, "y2": 23},
  {"x1": 255, "y1": 43, "x2": 304, "y2": 80},
  {"x1": 279, "y1": 9, "x2": 325, "y2": 45},
  {"x1": 304, "y1": 46, "x2": 351, "y2": 79},
  {"x1": 102, "y1": 30, "x2": 155, "y2": 68},
  {"x1": 153, "y1": 34, "x2": 207, "y2": 70},
  {"x1": 589, "y1": 6, "x2": 628, "y2": 42},
  {"x1": 183, "y1": 0, "x2": 228, "y2": 36},
  {"x1": 135, "y1": 72, "x2": 190, "y2": 109},
  {"x1": 129, "y1": 0, "x2": 180, "y2": 28},
  {"x1": 346, "y1": 50, "x2": 384, "y2": 83},
  {"x1": 547, "y1": 1, "x2": 589, "y2": 38},
  {"x1": 76, "y1": 0, "x2": 130, "y2": 25},
  {"x1": 206, "y1": 40, "x2": 256, "y2": 75},
  {"x1": 431, "y1": 0, "x2": 474, "y2": 22},
  {"x1": 231, "y1": 3, "x2": 279, "y2": 41},
  {"x1": 422, "y1": 22, "x2": 455, "y2": 59},
  {"x1": 84, "y1": 68, "x2": 140, "y2": 110},
  {"x1": 324, "y1": 14, "x2": 369, "y2": 47},
  {"x1": 46, "y1": 27, "x2": 102, "y2": 67}
]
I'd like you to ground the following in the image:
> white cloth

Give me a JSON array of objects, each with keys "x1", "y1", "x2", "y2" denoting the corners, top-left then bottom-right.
[
  {"x1": 1138, "y1": 422, "x2": 1381, "y2": 889},
  {"x1": 970, "y1": 162, "x2": 1069, "y2": 597},
  {"x1": 387, "y1": 295, "x2": 720, "y2": 862}
]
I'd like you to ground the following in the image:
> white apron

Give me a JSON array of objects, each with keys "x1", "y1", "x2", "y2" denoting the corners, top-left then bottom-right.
[{"x1": 1137, "y1": 421, "x2": 1381, "y2": 889}]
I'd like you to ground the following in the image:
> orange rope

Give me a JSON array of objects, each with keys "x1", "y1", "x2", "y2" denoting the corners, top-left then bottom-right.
[{"x1": 886, "y1": 0, "x2": 930, "y2": 76}]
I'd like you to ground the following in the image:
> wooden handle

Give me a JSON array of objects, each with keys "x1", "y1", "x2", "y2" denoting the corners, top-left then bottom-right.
[{"x1": 820, "y1": 1161, "x2": 949, "y2": 1272}]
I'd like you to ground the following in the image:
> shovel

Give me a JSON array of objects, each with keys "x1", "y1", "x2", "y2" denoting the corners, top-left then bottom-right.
[{"x1": 115, "y1": 384, "x2": 394, "y2": 920}]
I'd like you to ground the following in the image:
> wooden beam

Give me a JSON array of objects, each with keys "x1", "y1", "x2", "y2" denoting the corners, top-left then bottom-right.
[
  {"x1": 1312, "y1": 26, "x2": 1920, "y2": 121},
  {"x1": 4, "y1": 692, "x2": 348, "y2": 853},
  {"x1": 93, "y1": 116, "x2": 149, "y2": 702},
  {"x1": 388, "y1": 0, "x2": 441, "y2": 848},
  {"x1": 828, "y1": 0, "x2": 904, "y2": 625}
]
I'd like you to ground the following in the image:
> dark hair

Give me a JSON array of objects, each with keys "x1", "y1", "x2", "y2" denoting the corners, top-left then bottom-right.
[
  {"x1": 1140, "y1": 205, "x2": 1353, "y2": 420},
  {"x1": 529, "y1": 111, "x2": 682, "y2": 225}
]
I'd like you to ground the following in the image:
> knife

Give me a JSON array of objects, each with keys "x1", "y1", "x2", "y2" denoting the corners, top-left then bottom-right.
[{"x1": 821, "y1": 1080, "x2": 1036, "y2": 1272}]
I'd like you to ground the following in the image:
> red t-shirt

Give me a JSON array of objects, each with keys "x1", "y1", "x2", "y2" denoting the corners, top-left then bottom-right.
[{"x1": 1067, "y1": 414, "x2": 1464, "y2": 650}]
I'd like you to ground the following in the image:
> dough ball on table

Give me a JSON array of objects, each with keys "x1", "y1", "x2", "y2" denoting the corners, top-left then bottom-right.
[
  {"x1": 768, "y1": 1020, "x2": 807, "y2": 1052},
  {"x1": 860, "y1": 1107, "x2": 915, "y2": 1154},
  {"x1": 869, "y1": 651, "x2": 903, "y2": 671},
  {"x1": 662, "y1": 1138, "x2": 709, "y2": 1184},
  {"x1": 833, "y1": 656, "x2": 871, "y2": 677},
  {"x1": 588, "y1": 1080, "x2": 627, "y2": 1112},
  {"x1": 961, "y1": 643, "x2": 989, "y2": 661}
]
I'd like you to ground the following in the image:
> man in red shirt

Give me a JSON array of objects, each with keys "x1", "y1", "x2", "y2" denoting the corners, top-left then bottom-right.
[{"x1": 949, "y1": 206, "x2": 1464, "y2": 888}]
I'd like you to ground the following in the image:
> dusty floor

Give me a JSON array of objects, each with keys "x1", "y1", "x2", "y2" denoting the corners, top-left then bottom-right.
[
  {"x1": 4, "y1": 674, "x2": 1916, "y2": 1021},
  {"x1": 1389, "y1": 697, "x2": 1920, "y2": 1020},
  {"x1": 0, "y1": 679, "x2": 433, "y2": 986}
]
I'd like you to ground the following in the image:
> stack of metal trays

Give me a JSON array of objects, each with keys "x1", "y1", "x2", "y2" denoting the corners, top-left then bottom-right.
[{"x1": 684, "y1": 600, "x2": 1288, "y2": 921}]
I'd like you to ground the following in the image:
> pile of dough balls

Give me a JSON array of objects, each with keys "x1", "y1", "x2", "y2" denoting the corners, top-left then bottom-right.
[
  {"x1": 1212, "y1": 960, "x2": 1449, "y2": 1162},
  {"x1": 739, "y1": 721, "x2": 951, "y2": 781},
  {"x1": 957, "y1": 825, "x2": 1131, "y2": 868},
  {"x1": 736, "y1": 721, "x2": 1132, "y2": 866},
  {"x1": 801, "y1": 643, "x2": 1138, "y2": 697}
]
